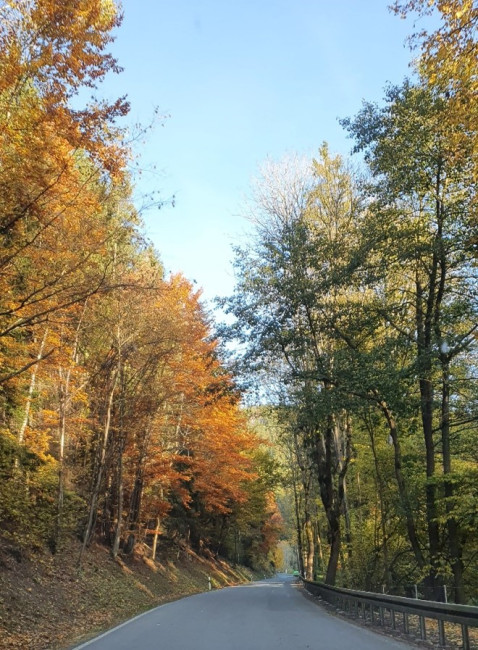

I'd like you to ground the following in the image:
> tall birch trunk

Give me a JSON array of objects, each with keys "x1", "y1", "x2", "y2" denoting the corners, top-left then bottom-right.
[{"x1": 18, "y1": 327, "x2": 48, "y2": 445}]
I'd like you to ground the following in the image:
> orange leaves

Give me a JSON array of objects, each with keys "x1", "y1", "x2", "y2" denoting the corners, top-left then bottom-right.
[
  {"x1": 146, "y1": 277, "x2": 257, "y2": 515},
  {"x1": 100, "y1": 271, "x2": 261, "y2": 534},
  {"x1": 0, "y1": 0, "x2": 128, "y2": 174},
  {"x1": 0, "y1": 3, "x2": 278, "y2": 566},
  {"x1": 0, "y1": 3, "x2": 131, "y2": 378}
]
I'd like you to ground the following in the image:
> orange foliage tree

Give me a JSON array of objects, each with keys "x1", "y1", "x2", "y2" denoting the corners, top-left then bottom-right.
[{"x1": 0, "y1": 2, "x2": 281, "y2": 572}]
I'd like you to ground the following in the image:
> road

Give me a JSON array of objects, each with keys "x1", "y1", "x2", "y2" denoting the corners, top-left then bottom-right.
[{"x1": 73, "y1": 574, "x2": 413, "y2": 650}]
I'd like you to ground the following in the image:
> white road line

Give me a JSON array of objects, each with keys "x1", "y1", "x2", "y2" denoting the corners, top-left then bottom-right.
[{"x1": 72, "y1": 600, "x2": 174, "y2": 649}]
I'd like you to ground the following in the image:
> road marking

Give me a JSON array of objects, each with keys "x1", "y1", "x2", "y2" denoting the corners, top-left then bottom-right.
[
  {"x1": 236, "y1": 582, "x2": 285, "y2": 588},
  {"x1": 72, "y1": 601, "x2": 173, "y2": 649}
]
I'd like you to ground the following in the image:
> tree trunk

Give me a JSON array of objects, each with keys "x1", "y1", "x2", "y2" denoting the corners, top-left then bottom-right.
[
  {"x1": 79, "y1": 369, "x2": 118, "y2": 566},
  {"x1": 365, "y1": 412, "x2": 391, "y2": 589},
  {"x1": 291, "y1": 468, "x2": 305, "y2": 577},
  {"x1": 303, "y1": 514, "x2": 315, "y2": 581},
  {"x1": 325, "y1": 509, "x2": 341, "y2": 585},
  {"x1": 419, "y1": 372, "x2": 441, "y2": 595},
  {"x1": 315, "y1": 413, "x2": 351, "y2": 585},
  {"x1": 112, "y1": 359, "x2": 126, "y2": 559},
  {"x1": 379, "y1": 399, "x2": 425, "y2": 570},
  {"x1": 18, "y1": 327, "x2": 48, "y2": 445},
  {"x1": 152, "y1": 517, "x2": 161, "y2": 560},
  {"x1": 440, "y1": 357, "x2": 465, "y2": 603},
  {"x1": 111, "y1": 446, "x2": 124, "y2": 558},
  {"x1": 52, "y1": 302, "x2": 87, "y2": 553}
]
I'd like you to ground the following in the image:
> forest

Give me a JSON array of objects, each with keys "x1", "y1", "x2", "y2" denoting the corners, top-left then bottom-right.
[
  {"x1": 222, "y1": 0, "x2": 478, "y2": 604},
  {"x1": 0, "y1": 0, "x2": 477, "y2": 631},
  {"x1": 0, "y1": 0, "x2": 281, "y2": 579}
]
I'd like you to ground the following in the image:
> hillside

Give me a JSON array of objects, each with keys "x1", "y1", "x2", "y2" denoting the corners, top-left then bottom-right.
[{"x1": 0, "y1": 538, "x2": 255, "y2": 650}]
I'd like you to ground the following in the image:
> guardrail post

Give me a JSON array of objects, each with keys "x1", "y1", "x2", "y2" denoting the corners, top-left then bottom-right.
[
  {"x1": 379, "y1": 606, "x2": 385, "y2": 626},
  {"x1": 391, "y1": 608, "x2": 396, "y2": 630},
  {"x1": 403, "y1": 611, "x2": 409, "y2": 634},
  {"x1": 438, "y1": 619, "x2": 446, "y2": 646},
  {"x1": 419, "y1": 615, "x2": 426, "y2": 640},
  {"x1": 462, "y1": 624, "x2": 470, "y2": 650}
]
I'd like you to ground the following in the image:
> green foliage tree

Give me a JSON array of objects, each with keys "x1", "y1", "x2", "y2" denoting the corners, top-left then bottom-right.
[{"x1": 342, "y1": 80, "x2": 478, "y2": 601}]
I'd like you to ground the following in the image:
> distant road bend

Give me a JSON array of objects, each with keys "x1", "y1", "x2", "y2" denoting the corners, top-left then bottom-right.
[{"x1": 74, "y1": 574, "x2": 413, "y2": 650}]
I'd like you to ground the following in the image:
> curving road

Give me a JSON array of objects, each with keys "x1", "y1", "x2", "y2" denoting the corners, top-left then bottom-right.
[{"x1": 73, "y1": 574, "x2": 413, "y2": 650}]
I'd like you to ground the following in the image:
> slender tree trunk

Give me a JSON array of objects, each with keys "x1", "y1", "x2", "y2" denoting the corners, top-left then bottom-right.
[
  {"x1": 291, "y1": 468, "x2": 305, "y2": 577},
  {"x1": 419, "y1": 371, "x2": 441, "y2": 595},
  {"x1": 365, "y1": 414, "x2": 391, "y2": 589},
  {"x1": 18, "y1": 327, "x2": 48, "y2": 445},
  {"x1": 325, "y1": 508, "x2": 341, "y2": 585},
  {"x1": 416, "y1": 187, "x2": 444, "y2": 596},
  {"x1": 52, "y1": 302, "x2": 88, "y2": 553},
  {"x1": 112, "y1": 358, "x2": 126, "y2": 559},
  {"x1": 440, "y1": 357, "x2": 465, "y2": 602},
  {"x1": 303, "y1": 513, "x2": 315, "y2": 581},
  {"x1": 79, "y1": 369, "x2": 118, "y2": 566},
  {"x1": 314, "y1": 520, "x2": 324, "y2": 577},
  {"x1": 52, "y1": 386, "x2": 67, "y2": 554},
  {"x1": 379, "y1": 399, "x2": 425, "y2": 570},
  {"x1": 111, "y1": 447, "x2": 124, "y2": 558},
  {"x1": 152, "y1": 517, "x2": 161, "y2": 560}
]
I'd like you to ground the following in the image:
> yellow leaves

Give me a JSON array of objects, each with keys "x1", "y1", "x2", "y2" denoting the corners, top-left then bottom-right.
[
  {"x1": 394, "y1": 0, "x2": 478, "y2": 207},
  {"x1": 23, "y1": 426, "x2": 53, "y2": 461},
  {"x1": 98, "y1": 0, "x2": 118, "y2": 28},
  {"x1": 40, "y1": 409, "x2": 60, "y2": 427}
]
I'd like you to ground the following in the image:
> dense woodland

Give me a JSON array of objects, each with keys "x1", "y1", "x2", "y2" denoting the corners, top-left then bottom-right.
[
  {"x1": 1, "y1": 0, "x2": 477, "y2": 611},
  {"x1": 222, "y1": 0, "x2": 478, "y2": 603},
  {"x1": 0, "y1": 0, "x2": 281, "y2": 574}
]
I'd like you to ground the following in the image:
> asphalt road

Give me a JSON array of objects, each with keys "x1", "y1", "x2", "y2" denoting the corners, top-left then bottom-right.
[{"x1": 73, "y1": 574, "x2": 413, "y2": 650}]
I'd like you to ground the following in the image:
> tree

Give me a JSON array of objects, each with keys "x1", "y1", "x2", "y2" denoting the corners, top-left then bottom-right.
[
  {"x1": 0, "y1": 0, "x2": 130, "y2": 385},
  {"x1": 222, "y1": 147, "x2": 363, "y2": 584},
  {"x1": 343, "y1": 80, "x2": 478, "y2": 601},
  {"x1": 391, "y1": 0, "x2": 478, "y2": 238}
]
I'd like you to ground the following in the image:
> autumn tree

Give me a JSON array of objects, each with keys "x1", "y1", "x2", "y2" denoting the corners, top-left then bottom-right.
[
  {"x1": 0, "y1": 0, "x2": 129, "y2": 384},
  {"x1": 391, "y1": 0, "x2": 478, "y2": 238},
  {"x1": 0, "y1": 0, "x2": 131, "y2": 553}
]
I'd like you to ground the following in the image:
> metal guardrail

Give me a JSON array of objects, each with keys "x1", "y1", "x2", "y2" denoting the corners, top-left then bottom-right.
[{"x1": 301, "y1": 578, "x2": 478, "y2": 649}]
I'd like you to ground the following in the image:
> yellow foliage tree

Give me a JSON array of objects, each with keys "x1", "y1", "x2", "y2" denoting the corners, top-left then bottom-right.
[{"x1": 391, "y1": 0, "x2": 478, "y2": 231}]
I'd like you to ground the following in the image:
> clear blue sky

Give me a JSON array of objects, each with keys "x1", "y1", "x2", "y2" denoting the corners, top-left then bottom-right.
[{"x1": 102, "y1": 0, "x2": 421, "y2": 305}]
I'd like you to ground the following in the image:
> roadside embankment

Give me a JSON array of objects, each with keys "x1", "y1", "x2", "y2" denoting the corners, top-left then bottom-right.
[{"x1": 0, "y1": 538, "x2": 255, "y2": 650}]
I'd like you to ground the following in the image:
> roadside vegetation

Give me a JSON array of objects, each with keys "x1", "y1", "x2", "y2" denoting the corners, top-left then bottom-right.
[
  {"x1": 0, "y1": 3, "x2": 281, "y2": 647},
  {"x1": 221, "y1": 0, "x2": 478, "y2": 604},
  {"x1": 0, "y1": 2, "x2": 477, "y2": 649}
]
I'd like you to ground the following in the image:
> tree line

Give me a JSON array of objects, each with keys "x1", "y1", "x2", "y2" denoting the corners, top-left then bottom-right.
[
  {"x1": 222, "y1": 0, "x2": 478, "y2": 602},
  {"x1": 0, "y1": 0, "x2": 281, "y2": 573}
]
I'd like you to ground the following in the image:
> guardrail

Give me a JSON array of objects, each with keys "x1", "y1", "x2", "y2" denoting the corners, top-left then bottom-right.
[{"x1": 301, "y1": 578, "x2": 478, "y2": 649}]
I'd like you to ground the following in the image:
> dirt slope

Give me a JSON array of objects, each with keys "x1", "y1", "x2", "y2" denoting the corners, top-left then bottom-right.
[{"x1": 0, "y1": 538, "x2": 254, "y2": 650}]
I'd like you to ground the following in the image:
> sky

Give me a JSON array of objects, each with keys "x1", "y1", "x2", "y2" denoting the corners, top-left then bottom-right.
[{"x1": 101, "y1": 0, "x2": 423, "y2": 306}]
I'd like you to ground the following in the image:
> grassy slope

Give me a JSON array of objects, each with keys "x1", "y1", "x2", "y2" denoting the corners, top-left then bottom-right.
[{"x1": 0, "y1": 538, "x2": 255, "y2": 650}]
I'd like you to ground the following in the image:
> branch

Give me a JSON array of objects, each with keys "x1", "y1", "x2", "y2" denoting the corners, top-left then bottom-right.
[{"x1": 0, "y1": 348, "x2": 56, "y2": 384}]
